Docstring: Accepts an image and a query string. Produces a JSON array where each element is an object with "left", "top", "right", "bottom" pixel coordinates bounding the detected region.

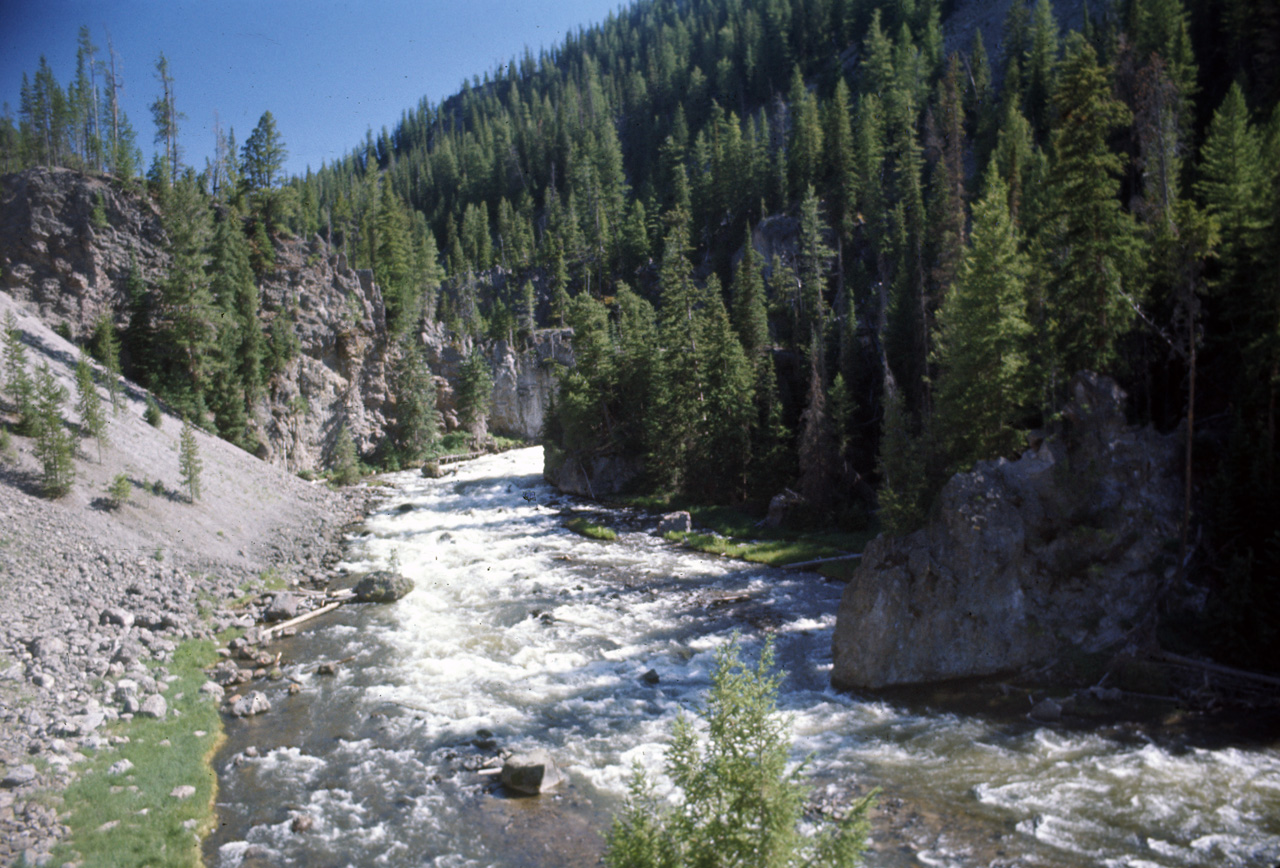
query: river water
[{"left": 206, "top": 447, "right": 1280, "bottom": 868}]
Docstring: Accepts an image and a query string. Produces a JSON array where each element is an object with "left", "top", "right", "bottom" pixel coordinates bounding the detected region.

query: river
[{"left": 205, "top": 447, "right": 1280, "bottom": 868}]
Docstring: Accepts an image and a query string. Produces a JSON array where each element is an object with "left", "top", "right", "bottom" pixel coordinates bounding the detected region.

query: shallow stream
[{"left": 205, "top": 447, "right": 1280, "bottom": 867}]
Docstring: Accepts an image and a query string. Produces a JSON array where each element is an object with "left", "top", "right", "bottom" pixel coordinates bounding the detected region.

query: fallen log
[
  {"left": 263, "top": 600, "right": 344, "bottom": 636},
  {"left": 779, "top": 553, "right": 863, "bottom": 570},
  {"left": 1154, "top": 650, "right": 1280, "bottom": 690}
]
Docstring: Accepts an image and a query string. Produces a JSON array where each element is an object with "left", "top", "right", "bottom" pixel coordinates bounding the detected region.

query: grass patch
[
  {"left": 628, "top": 500, "right": 873, "bottom": 580},
  {"left": 566, "top": 517, "right": 618, "bottom": 541},
  {"left": 49, "top": 638, "right": 225, "bottom": 868}
]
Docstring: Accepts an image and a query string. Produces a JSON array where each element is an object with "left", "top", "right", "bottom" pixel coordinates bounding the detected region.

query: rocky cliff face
[
  {"left": 0, "top": 168, "right": 560, "bottom": 472},
  {"left": 831, "top": 373, "right": 1183, "bottom": 690}
]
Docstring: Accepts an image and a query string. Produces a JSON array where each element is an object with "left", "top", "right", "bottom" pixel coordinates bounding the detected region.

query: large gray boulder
[
  {"left": 353, "top": 571, "right": 414, "bottom": 603},
  {"left": 831, "top": 373, "right": 1181, "bottom": 690},
  {"left": 500, "top": 749, "right": 567, "bottom": 795}
]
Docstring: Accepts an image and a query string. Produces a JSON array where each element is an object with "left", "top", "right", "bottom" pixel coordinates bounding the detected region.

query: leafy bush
[{"left": 604, "top": 638, "right": 873, "bottom": 868}]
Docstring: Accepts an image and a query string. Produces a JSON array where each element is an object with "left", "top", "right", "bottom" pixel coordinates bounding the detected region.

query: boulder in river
[
  {"left": 657, "top": 511, "right": 692, "bottom": 534},
  {"left": 831, "top": 373, "right": 1181, "bottom": 690},
  {"left": 353, "top": 571, "right": 414, "bottom": 603},
  {"left": 500, "top": 749, "right": 566, "bottom": 795}
]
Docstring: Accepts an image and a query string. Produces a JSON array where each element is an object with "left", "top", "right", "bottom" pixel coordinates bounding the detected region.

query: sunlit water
[{"left": 207, "top": 447, "right": 1280, "bottom": 868}]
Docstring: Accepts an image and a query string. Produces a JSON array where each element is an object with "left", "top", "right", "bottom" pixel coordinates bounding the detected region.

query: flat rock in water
[
  {"left": 500, "top": 749, "right": 566, "bottom": 795},
  {"left": 230, "top": 691, "right": 271, "bottom": 717},
  {"left": 657, "top": 511, "right": 692, "bottom": 534},
  {"left": 354, "top": 571, "right": 414, "bottom": 603}
]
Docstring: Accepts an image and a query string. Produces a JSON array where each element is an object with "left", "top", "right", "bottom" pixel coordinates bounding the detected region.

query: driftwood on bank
[
  {"left": 262, "top": 595, "right": 350, "bottom": 637},
  {"left": 779, "top": 553, "right": 863, "bottom": 570},
  {"left": 1154, "top": 650, "right": 1280, "bottom": 690}
]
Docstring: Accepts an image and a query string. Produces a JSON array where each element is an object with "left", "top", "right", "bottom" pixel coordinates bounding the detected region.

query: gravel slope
[{"left": 0, "top": 290, "right": 369, "bottom": 865}]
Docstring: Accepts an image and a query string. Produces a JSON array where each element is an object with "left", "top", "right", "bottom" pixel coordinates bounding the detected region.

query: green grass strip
[
  {"left": 566, "top": 516, "right": 618, "bottom": 540},
  {"left": 49, "top": 638, "right": 224, "bottom": 868}
]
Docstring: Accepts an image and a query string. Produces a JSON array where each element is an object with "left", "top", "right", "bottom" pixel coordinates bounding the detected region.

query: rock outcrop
[
  {"left": 831, "top": 373, "right": 1182, "bottom": 690},
  {"left": 0, "top": 168, "right": 563, "bottom": 473}
]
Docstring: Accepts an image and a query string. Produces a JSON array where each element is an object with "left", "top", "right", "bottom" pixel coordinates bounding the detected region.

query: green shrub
[
  {"left": 107, "top": 473, "right": 131, "bottom": 508},
  {"left": 604, "top": 637, "right": 873, "bottom": 868},
  {"left": 144, "top": 394, "right": 162, "bottom": 427}
]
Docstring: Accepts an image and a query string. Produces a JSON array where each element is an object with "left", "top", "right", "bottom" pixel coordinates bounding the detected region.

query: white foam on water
[{"left": 211, "top": 447, "right": 1280, "bottom": 868}]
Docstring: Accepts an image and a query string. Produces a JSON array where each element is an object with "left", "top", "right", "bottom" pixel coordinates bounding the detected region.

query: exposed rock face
[
  {"left": 831, "top": 373, "right": 1182, "bottom": 690},
  {"left": 0, "top": 167, "right": 168, "bottom": 334},
  {"left": 0, "top": 168, "right": 562, "bottom": 472},
  {"left": 545, "top": 451, "right": 644, "bottom": 498}
]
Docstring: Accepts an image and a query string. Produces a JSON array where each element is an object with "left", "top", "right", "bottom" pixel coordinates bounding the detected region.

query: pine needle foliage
[
  {"left": 33, "top": 363, "right": 75, "bottom": 498},
  {"left": 75, "top": 351, "right": 108, "bottom": 462},
  {"left": 178, "top": 417, "right": 202, "bottom": 502},
  {"left": 604, "top": 638, "right": 873, "bottom": 868}
]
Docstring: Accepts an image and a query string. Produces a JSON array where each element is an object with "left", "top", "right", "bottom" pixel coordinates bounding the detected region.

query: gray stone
[
  {"left": 353, "top": 571, "right": 414, "bottom": 603},
  {"left": 100, "top": 607, "right": 134, "bottom": 629},
  {"left": 500, "top": 749, "right": 566, "bottom": 795},
  {"left": 169, "top": 785, "right": 196, "bottom": 799},
  {"left": 199, "top": 681, "right": 225, "bottom": 702},
  {"left": 138, "top": 695, "right": 167, "bottom": 719},
  {"left": 1031, "top": 698, "right": 1063, "bottom": 722},
  {"left": 229, "top": 691, "right": 271, "bottom": 717},
  {"left": 657, "top": 512, "right": 692, "bottom": 535},
  {"left": 108, "top": 759, "right": 133, "bottom": 776},
  {"left": 264, "top": 592, "right": 300, "bottom": 622},
  {"left": 29, "top": 636, "right": 65, "bottom": 660},
  {"left": 2, "top": 764, "right": 37, "bottom": 788}
]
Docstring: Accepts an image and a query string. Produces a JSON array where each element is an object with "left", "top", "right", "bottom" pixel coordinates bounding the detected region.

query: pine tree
[
  {"left": 149, "top": 52, "right": 182, "bottom": 187},
  {"left": 179, "top": 416, "right": 202, "bottom": 502},
  {"left": 603, "top": 638, "right": 872, "bottom": 868},
  {"left": 33, "top": 363, "right": 75, "bottom": 498},
  {"left": 330, "top": 422, "right": 361, "bottom": 485},
  {"left": 731, "top": 228, "right": 770, "bottom": 367},
  {"left": 932, "top": 169, "right": 1032, "bottom": 470},
  {"left": 797, "top": 335, "right": 839, "bottom": 511},
  {"left": 1195, "top": 82, "right": 1266, "bottom": 295},
  {"left": 3, "top": 311, "right": 37, "bottom": 435},
  {"left": 1042, "top": 33, "right": 1137, "bottom": 380},
  {"left": 876, "top": 383, "right": 926, "bottom": 535},
  {"left": 389, "top": 337, "right": 440, "bottom": 465},
  {"left": 158, "top": 169, "right": 215, "bottom": 418},
  {"left": 457, "top": 346, "right": 495, "bottom": 439},
  {"left": 90, "top": 313, "right": 123, "bottom": 414},
  {"left": 75, "top": 351, "right": 108, "bottom": 462}
]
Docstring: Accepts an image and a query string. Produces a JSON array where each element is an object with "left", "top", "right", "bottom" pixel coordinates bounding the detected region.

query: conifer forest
[{"left": 3, "top": 0, "right": 1279, "bottom": 672}]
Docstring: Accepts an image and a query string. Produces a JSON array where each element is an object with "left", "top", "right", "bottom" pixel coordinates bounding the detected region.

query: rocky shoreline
[
  {"left": 0, "top": 483, "right": 371, "bottom": 867},
  {"left": 0, "top": 290, "right": 377, "bottom": 866}
]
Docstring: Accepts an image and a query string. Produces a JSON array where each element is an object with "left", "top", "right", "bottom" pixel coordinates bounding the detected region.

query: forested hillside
[{"left": 3, "top": 0, "right": 1279, "bottom": 669}]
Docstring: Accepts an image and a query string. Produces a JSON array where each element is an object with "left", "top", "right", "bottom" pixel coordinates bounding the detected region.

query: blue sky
[{"left": 0, "top": 0, "right": 628, "bottom": 178}]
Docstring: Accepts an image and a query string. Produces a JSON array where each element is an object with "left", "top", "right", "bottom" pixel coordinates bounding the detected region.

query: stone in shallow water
[
  {"left": 353, "top": 571, "right": 414, "bottom": 603},
  {"left": 500, "top": 749, "right": 566, "bottom": 795},
  {"left": 229, "top": 691, "right": 271, "bottom": 717}
]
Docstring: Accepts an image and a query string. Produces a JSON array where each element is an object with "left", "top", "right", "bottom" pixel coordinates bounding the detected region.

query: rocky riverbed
[{"left": 0, "top": 291, "right": 371, "bottom": 866}]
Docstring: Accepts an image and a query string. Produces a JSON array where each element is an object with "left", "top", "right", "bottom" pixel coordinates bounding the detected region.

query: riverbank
[{"left": 0, "top": 292, "right": 372, "bottom": 866}]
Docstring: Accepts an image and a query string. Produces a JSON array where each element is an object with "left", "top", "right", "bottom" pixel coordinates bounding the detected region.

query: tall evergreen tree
[
  {"left": 33, "top": 363, "right": 75, "bottom": 498},
  {"left": 74, "top": 351, "right": 108, "bottom": 462},
  {"left": 1041, "top": 34, "right": 1137, "bottom": 382},
  {"left": 933, "top": 169, "right": 1032, "bottom": 470},
  {"left": 389, "top": 337, "right": 440, "bottom": 464},
  {"left": 179, "top": 416, "right": 202, "bottom": 502}
]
